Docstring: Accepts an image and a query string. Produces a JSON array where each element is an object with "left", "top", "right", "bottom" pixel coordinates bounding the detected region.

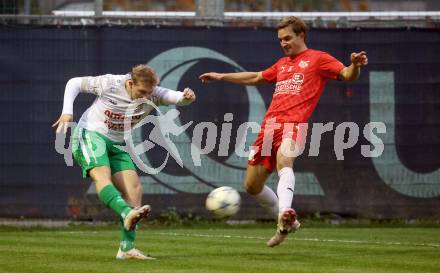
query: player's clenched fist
[
  {"left": 182, "top": 88, "right": 196, "bottom": 103},
  {"left": 350, "top": 51, "right": 368, "bottom": 67}
]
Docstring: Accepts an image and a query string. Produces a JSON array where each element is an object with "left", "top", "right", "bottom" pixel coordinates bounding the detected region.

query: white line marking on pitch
[{"left": 152, "top": 232, "right": 440, "bottom": 248}]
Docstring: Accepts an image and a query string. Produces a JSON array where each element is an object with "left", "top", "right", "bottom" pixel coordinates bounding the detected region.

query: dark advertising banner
[{"left": 0, "top": 25, "right": 439, "bottom": 219}]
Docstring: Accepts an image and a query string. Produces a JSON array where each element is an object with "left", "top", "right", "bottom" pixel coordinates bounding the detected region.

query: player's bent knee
[
  {"left": 244, "top": 182, "right": 263, "bottom": 196},
  {"left": 89, "top": 166, "right": 112, "bottom": 191},
  {"left": 89, "top": 166, "right": 111, "bottom": 179}
]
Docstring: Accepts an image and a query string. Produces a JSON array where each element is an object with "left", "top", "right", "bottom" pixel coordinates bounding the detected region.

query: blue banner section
[{"left": 0, "top": 25, "right": 439, "bottom": 219}]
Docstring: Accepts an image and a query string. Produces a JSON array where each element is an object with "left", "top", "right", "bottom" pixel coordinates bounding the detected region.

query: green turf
[{"left": 0, "top": 224, "right": 439, "bottom": 273}]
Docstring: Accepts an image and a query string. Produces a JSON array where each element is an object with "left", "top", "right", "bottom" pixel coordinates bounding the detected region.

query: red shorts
[{"left": 248, "top": 120, "right": 308, "bottom": 173}]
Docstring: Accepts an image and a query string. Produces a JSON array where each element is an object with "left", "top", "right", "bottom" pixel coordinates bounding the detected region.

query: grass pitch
[{"left": 0, "top": 223, "right": 439, "bottom": 273}]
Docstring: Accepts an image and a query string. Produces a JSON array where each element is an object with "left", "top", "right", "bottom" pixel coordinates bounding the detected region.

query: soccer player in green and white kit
[{"left": 52, "top": 65, "right": 196, "bottom": 260}]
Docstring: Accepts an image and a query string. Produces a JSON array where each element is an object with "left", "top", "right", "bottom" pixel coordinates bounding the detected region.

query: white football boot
[
  {"left": 123, "top": 205, "right": 151, "bottom": 231},
  {"left": 116, "top": 248, "right": 156, "bottom": 260},
  {"left": 267, "top": 208, "right": 300, "bottom": 247}
]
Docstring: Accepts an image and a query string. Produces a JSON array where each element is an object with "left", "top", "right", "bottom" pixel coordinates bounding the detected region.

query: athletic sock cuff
[
  {"left": 278, "top": 167, "right": 293, "bottom": 177},
  {"left": 98, "top": 184, "right": 119, "bottom": 204}
]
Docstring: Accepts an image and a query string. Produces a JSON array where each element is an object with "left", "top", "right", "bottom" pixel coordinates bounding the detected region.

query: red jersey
[{"left": 261, "top": 49, "right": 344, "bottom": 123}]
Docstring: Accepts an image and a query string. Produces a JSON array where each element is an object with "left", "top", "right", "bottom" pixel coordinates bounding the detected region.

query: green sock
[
  {"left": 98, "top": 184, "right": 132, "bottom": 219},
  {"left": 119, "top": 218, "right": 136, "bottom": 251}
]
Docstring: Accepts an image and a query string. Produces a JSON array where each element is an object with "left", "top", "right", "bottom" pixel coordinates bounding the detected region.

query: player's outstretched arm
[
  {"left": 339, "top": 51, "right": 368, "bottom": 82},
  {"left": 199, "top": 71, "right": 267, "bottom": 86},
  {"left": 156, "top": 86, "right": 196, "bottom": 106},
  {"left": 52, "top": 77, "right": 82, "bottom": 133}
]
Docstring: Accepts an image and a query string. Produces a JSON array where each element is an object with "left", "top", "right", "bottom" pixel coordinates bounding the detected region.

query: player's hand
[
  {"left": 350, "top": 51, "right": 368, "bottom": 67},
  {"left": 182, "top": 88, "right": 196, "bottom": 103},
  {"left": 52, "top": 114, "right": 73, "bottom": 134},
  {"left": 199, "top": 72, "right": 223, "bottom": 83}
]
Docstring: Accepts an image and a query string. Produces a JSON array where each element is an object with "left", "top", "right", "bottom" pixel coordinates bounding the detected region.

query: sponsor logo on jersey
[
  {"left": 298, "top": 60, "right": 310, "bottom": 68},
  {"left": 274, "top": 72, "right": 305, "bottom": 95}
]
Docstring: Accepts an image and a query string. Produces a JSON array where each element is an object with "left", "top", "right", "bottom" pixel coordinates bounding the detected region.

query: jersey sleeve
[
  {"left": 261, "top": 61, "right": 279, "bottom": 83},
  {"left": 152, "top": 86, "right": 187, "bottom": 106},
  {"left": 80, "top": 74, "right": 114, "bottom": 96},
  {"left": 318, "top": 52, "right": 345, "bottom": 80},
  {"left": 61, "top": 77, "right": 82, "bottom": 115}
]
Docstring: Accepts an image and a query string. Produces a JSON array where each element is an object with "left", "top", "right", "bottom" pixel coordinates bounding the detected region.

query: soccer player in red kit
[{"left": 199, "top": 16, "right": 368, "bottom": 247}]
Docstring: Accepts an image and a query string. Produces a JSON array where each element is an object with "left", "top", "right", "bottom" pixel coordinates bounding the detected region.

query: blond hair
[
  {"left": 277, "top": 16, "right": 308, "bottom": 41},
  {"left": 131, "top": 64, "right": 159, "bottom": 86}
]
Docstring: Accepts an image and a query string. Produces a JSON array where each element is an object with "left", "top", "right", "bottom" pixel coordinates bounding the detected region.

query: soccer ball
[{"left": 205, "top": 186, "right": 241, "bottom": 218}]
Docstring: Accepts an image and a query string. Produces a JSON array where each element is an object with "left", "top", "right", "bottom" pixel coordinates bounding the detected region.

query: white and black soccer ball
[{"left": 205, "top": 186, "right": 241, "bottom": 218}]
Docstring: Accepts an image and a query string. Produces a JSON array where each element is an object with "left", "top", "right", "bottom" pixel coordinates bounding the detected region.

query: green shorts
[{"left": 72, "top": 127, "right": 136, "bottom": 178}]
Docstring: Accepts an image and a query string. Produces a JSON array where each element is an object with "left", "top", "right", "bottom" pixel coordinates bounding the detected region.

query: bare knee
[
  {"left": 277, "top": 140, "right": 296, "bottom": 171},
  {"left": 244, "top": 181, "right": 263, "bottom": 196},
  {"left": 89, "top": 166, "right": 112, "bottom": 193}
]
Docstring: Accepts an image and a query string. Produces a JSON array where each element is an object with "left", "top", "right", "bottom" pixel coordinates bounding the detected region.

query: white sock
[
  {"left": 277, "top": 167, "right": 295, "bottom": 214},
  {"left": 254, "top": 185, "right": 279, "bottom": 219}
]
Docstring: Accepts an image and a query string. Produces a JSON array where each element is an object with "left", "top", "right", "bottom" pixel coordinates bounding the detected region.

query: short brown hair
[
  {"left": 277, "top": 16, "right": 308, "bottom": 40},
  {"left": 131, "top": 64, "right": 159, "bottom": 86}
]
